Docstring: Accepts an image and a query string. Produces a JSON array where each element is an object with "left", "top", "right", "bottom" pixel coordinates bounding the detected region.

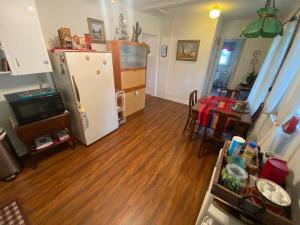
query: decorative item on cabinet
[
  {"left": 87, "top": 18, "right": 106, "bottom": 43},
  {"left": 131, "top": 21, "right": 142, "bottom": 42},
  {"left": 114, "top": 14, "right": 129, "bottom": 40},
  {"left": 107, "top": 41, "right": 148, "bottom": 117},
  {"left": 85, "top": 34, "right": 92, "bottom": 50},
  {"left": 58, "top": 27, "right": 73, "bottom": 49}
]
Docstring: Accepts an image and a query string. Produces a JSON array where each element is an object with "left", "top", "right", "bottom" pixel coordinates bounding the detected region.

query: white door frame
[
  {"left": 206, "top": 38, "right": 245, "bottom": 94},
  {"left": 142, "top": 32, "right": 160, "bottom": 96}
]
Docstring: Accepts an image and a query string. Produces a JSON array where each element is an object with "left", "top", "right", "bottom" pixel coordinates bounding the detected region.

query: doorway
[
  {"left": 211, "top": 39, "right": 244, "bottom": 95},
  {"left": 142, "top": 33, "right": 159, "bottom": 96}
]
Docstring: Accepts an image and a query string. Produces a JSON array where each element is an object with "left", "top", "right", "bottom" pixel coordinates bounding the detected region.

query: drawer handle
[
  {"left": 72, "top": 76, "right": 81, "bottom": 102},
  {"left": 96, "top": 70, "right": 101, "bottom": 75}
]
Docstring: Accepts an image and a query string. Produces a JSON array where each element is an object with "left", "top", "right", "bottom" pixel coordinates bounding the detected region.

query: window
[{"left": 219, "top": 49, "right": 231, "bottom": 66}]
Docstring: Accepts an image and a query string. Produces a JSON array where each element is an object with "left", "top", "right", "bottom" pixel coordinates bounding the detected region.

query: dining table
[{"left": 189, "top": 96, "right": 252, "bottom": 139}]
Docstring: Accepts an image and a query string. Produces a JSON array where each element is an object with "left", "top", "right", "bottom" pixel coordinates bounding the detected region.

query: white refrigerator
[{"left": 51, "top": 50, "right": 118, "bottom": 145}]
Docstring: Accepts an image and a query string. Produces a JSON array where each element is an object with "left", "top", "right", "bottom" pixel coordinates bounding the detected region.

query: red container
[{"left": 260, "top": 157, "right": 288, "bottom": 186}]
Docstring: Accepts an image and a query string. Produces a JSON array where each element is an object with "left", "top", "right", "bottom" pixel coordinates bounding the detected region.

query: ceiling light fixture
[{"left": 209, "top": 7, "right": 221, "bottom": 19}]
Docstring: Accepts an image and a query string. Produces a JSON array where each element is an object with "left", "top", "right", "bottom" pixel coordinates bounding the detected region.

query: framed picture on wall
[
  {"left": 176, "top": 40, "right": 200, "bottom": 61},
  {"left": 87, "top": 18, "right": 106, "bottom": 43},
  {"left": 160, "top": 45, "right": 168, "bottom": 57}
]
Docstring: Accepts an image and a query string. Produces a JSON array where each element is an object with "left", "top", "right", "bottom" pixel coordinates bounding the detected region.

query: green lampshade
[
  {"left": 241, "top": 5, "right": 284, "bottom": 38},
  {"left": 261, "top": 17, "right": 284, "bottom": 38},
  {"left": 242, "top": 19, "right": 264, "bottom": 38}
]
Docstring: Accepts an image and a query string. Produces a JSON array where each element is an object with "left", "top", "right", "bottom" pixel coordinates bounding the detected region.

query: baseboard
[{"left": 156, "top": 95, "right": 188, "bottom": 105}]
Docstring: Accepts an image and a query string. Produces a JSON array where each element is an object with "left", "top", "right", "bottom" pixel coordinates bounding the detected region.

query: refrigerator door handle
[{"left": 72, "top": 76, "right": 81, "bottom": 102}]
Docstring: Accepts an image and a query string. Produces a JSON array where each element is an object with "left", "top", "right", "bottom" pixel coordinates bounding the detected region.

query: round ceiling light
[{"left": 209, "top": 8, "right": 221, "bottom": 19}]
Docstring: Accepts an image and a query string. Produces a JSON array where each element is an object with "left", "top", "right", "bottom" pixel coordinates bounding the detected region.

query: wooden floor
[{"left": 0, "top": 96, "right": 218, "bottom": 225}]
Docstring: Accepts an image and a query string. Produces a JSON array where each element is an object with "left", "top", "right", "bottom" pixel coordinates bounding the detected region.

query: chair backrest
[
  {"left": 206, "top": 109, "right": 241, "bottom": 139},
  {"left": 188, "top": 90, "right": 198, "bottom": 115},
  {"left": 252, "top": 102, "right": 264, "bottom": 123},
  {"left": 219, "top": 88, "right": 239, "bottom": 99}
]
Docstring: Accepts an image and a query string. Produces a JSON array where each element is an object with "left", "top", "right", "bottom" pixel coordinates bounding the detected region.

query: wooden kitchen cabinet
[
  {"left": 107, "top": 41, "right": 148, "bottom": 117},
  {"left": 0, "top": 0, "right": 52, "bottom": 75}
]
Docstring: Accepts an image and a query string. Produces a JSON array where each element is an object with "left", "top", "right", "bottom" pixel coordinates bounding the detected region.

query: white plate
[{"left": 256, "top": 178, "right": 291, "bottom": 207}]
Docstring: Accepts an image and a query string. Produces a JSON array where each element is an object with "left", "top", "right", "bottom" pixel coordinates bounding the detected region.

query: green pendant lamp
[{"left": 242, "top": 0, "right": 284, "bottom": 38}]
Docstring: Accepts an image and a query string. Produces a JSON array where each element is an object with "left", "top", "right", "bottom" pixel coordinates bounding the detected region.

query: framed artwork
[
  {"left": 160, "top": 45, "right": 168, "bottom": 57},
  {"left": 176, "top": 40, "right": 200, "bottom": 61},
  {"left": 87, "top": 18, "right": 106, "bottom": 43}
]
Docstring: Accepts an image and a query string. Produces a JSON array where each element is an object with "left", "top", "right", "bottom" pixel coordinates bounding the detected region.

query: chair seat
[
  {"left": 198, "top": 109, "right": 241, "bottom": 157},
  {"left": 205, "top": 128, "right": 233, "bottom": 141}
]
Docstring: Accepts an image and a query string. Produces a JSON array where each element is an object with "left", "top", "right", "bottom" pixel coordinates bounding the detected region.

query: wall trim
[{"left": 156, "top": 94, "right": 188, "bottom": 105}]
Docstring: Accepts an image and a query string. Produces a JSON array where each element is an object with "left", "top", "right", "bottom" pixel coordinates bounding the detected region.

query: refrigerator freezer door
[
  {"left": 64, "top": 52, "right": 118, "bottom": 145},
  {"left": 50, "top": 51, "right": 86, "bottom": 143}
]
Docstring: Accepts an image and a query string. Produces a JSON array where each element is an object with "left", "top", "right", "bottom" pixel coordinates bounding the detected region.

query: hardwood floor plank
[{"left": 0, "top": 96, "right": 218, "bottom": 225}]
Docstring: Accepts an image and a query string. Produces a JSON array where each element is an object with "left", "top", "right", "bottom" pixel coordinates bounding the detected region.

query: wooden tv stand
[{"left": 11, "top": 111, "right": 75, "bottom": 169}]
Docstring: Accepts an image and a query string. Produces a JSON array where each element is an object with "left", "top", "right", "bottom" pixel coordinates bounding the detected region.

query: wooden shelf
[
  {"left": 122, "top": 85, "right": 146, "bottom": 93},
  {"left": 13, "top": 111, "right": 75, "bottom": 168},
  {"left": 121, "top": 67, "right": 146, "bottom": 71},
  {"left": 211, "top": 147, "right": 294, "bottom": 225},
  {"left": 32, "top": 135, "right": 71, "bottom": 155}
]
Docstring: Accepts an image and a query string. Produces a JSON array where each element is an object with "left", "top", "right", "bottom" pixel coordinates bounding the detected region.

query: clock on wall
[
  {"left": 251, "top": 57, "right": 259, "bottom": 65},
  {"left": 253, "top": 50, "right": 261, "bottom": 57}
]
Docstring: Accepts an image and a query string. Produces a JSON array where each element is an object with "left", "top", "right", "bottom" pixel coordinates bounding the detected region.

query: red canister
[{"left": 260, "top": 157, "right": 289, "bottom": 186}]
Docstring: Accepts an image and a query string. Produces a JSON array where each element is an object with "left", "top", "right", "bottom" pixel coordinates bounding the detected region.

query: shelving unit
[
  {"left": 0, "top": 41, "right": 11, "bottom": 75},
  {"left": 107, "top": 41, "right": 148, "bottom": 117},
  {"left": 11, "top": 111, "right": 75, "bottom": 169},
  {"left": 116, "top": 90, "right": 126, "bottom": 125}
]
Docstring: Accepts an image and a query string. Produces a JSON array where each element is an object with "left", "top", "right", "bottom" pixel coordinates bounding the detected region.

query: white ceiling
[{"left": 122, "top": 0, "right": 300, "bottom": 19}]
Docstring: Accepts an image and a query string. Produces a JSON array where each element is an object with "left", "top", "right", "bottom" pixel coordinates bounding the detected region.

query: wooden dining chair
[
  {"left": 198, "top": 109, "right": 241, "bottom": 157},
  {"left": 183, "top": 90, "right": 198, "bottom": 133},
  {"left": 219, "top": 88, "right": 239, "bottom": 99}
]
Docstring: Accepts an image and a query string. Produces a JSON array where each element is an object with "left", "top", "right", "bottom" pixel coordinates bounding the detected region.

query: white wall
[
  {"left": 156, "top": 14, "right": 219, "bottom": 104},
  {"left": 220, "top": 19, "right": 272, "bottom": 89},
  {"left": 35, "top": 0, "right": 161, "bottom": 49}
]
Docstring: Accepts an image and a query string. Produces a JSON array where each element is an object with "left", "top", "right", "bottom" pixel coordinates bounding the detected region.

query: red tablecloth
[{"left": 197, "top": 96, "right": 236, "bottom": 128}]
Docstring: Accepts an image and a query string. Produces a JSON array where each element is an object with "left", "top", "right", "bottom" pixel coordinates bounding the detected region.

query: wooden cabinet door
[
  {"left": 135, "top": 88, "right": 146, "bottom": 112},
  {"left": 125, "top": 91, "right": 135, "bottom": 117},
  {"left": 121, "top": 69, "right": 146, "bottom": 90},
  {"left": 125, "top": 88, "right": 146, "bottom": 117},
  {"left": 0, "top": 0, "right": 52, "bottom": 75}
]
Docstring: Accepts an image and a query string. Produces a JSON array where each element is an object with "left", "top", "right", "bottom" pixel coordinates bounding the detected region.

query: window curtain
[
  {"left": 247, "top": 21, "right": 297, "bottom": 115},
  {"left": 256, "top": 25, "right": 300, "bottom": 154},
  {"left": 248, "top": 20, "right": 298, "bottom": 140},
  {"left": 259, "top": 68, "right": 300, "bottom": 158}
]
